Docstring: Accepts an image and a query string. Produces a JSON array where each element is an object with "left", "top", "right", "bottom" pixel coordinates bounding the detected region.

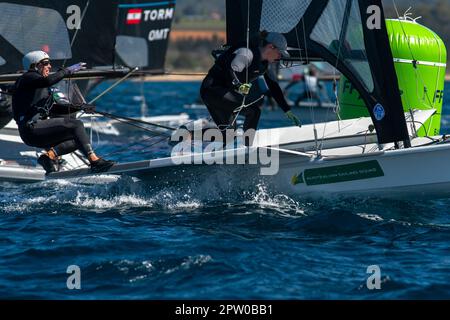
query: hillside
[{"left": 167, "top": 0, "right": 450, "bottom": 72}]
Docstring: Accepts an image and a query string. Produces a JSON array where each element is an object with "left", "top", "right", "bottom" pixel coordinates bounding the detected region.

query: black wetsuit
[
  {"left": 12, "top": 70, "right": 93, "bottom": 157},
  {"left": 200, "top": 46, "right": 290, "bottom": 132}
]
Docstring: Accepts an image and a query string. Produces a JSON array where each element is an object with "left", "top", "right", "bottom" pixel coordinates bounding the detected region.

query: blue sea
[{"left": 0, "top": 81, "right": 449, "bottom": 300}]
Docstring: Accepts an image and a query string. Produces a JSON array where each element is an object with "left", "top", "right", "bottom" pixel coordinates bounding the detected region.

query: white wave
[
  {"left": 129, "top": 275, "right": 148, "bottom": 283},
  {"left": 242, "top": 183, "right": 306, "bottom": 217},
  {"left": 70, "top": 192, "right": 152, "bottom": 209},
  {"left": 167, "top": 201, "right": 202, "bottom": 210},
  {"left": 181, "top": 254, "right": 212, "bottom": 268},
  {"left": 142, "top": 260, "right": 154, "bottom": 270},
  {"left": 146, "top": 190, "right": 203, "bottom": 211},
  {"left": 1, "top": 195, "right": 61, "bottom": 213},
  {"left": 165, "top": 255, "right": 212, "bottom": 274},
  {"left": 25, "top": 196, "right": 59, "bottom": 204},
  {"left": 1, "top": 203, "right": 27, "bottom": 213},
  {"left": 356, "top": 213, "right": 384, "bottom": 221}
]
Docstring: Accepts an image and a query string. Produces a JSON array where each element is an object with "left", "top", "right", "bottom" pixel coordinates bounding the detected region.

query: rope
[
  {"left": 298, "top": 15, "right": 322, "bottom": 156},
  {"left": 91, "top": 110, "right": 176, "bottom": 131},
  {"left": 230, "top": 0, "right": 252, "bottom": 129},
  {"left": 218, "top": 0, "right": 252, "bottom": 132},
  {"left": 245, "top": 0, "right": 250, "bottom": 85},
  {"left": 81, "top": 110, "right": 174, "bottom": 136},
  {"left": 68, "top": 134, "right": 170, "bottom": 172}
]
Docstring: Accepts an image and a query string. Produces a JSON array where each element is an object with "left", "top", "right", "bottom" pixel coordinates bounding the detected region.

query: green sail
[{"left": 338, "top": 19, "right": 447, "bottom": 136}]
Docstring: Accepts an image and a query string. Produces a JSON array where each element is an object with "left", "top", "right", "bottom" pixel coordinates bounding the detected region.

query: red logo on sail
[{"left": 126, "top": 9, "right": 142, "bottom": 24}]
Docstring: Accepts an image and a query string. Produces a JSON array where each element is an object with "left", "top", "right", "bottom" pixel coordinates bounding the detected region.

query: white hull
[
  {"left": 3, "top": 108, "right": 448, "bottom": 200},
  {"left": 274, "top": 143, "right": 450, "bottom": 199},
  {"left": 0, "top": 113, "right": 191, "bottom": 182},
  {"left": 47, "top": 138, "right": 450, "bottom": 199}
]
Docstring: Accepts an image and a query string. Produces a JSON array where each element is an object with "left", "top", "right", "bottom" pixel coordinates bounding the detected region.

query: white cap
[
  {"left": 22, "top": 51, "right": 50, "bottom": 70},
  {"left": 265, "top": 32, "right": 290, "bottom": 58}
]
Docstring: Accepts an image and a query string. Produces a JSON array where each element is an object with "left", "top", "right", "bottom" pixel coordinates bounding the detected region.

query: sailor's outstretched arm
[{"left": 264, "top": 73, "right": 290, "bottom": 112}]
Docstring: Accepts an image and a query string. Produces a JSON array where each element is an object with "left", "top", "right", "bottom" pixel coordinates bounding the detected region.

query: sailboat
[
  {"left": 0, "top": 0, "right": 187, "bottom": 137},
  {"left": 43, "top": 0, "right": 450, "bottom": 200},
  {"left": 0, "top": 0, "right": 123, "bottom": 181},
  {"left": 3, "top": 0, "right": 450, "bottom": 200},
  {"left": 0, "top": 0, "right": 188, "bottom": 181}
]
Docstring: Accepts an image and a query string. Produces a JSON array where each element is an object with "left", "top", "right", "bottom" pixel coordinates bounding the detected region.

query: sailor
[
  {"left": 12, "top": 50, "right": 114, "bottom": 174},
  {"left": 200, "top": 31, "right": 301, "bottom": 145},
  {"left": 294, "top": 66, "right": 323, "bottom": 108}
]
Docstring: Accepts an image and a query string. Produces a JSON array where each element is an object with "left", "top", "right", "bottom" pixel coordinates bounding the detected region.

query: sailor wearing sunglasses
[{"left": 12, "top": 51, "right": 114, "bottom": 174}]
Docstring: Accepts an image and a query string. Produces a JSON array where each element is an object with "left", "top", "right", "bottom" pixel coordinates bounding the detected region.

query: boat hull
[{"left": 48, "top": 142, "right": 450, "bottom": 200}]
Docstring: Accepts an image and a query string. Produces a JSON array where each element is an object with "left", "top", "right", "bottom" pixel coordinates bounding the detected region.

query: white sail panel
[
  {"left": 310, "top": 0, "right": 346, "bottom": 49},
  {"left": 260, "top": 0, "right": 312, "bottom": 33},
  {"left": 311, "top": 0, "right": 374, "bottom": 91},
  {"left": 116, "top": 36, "right": 149, "bottom": 68},
  {"left": 0, "top": 3, "right": 71, "bottom": 59},
  {"left": 344, "top": 0, "right": 373, "bottom": 91}
]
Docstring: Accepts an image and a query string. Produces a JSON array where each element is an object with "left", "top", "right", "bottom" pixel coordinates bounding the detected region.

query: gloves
[
  {"left": 237, "top": 83, "right": 252, "bottom": 96},
  {"left": 285, "top": 110, "right": 302, "bottom": 127},
  {"left": 82, "top": 103, "right": 96, "bottom": 114},
  {"left": 66, "top": 62, "right": 87, "bottom": 74}
]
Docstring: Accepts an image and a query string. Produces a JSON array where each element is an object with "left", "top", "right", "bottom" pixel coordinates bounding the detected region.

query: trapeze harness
[
  {"left": 200, "top": 46, "right": 291, "bottom": 132},
  {"left": 12, "top": 70, "right": 94, "bottom": 158}
]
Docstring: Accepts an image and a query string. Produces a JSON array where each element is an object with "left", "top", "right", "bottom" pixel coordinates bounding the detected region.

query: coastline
[
  {"left": 137, "top": 74, "right": 206, "bottom": 82},
  {"left": 137, "top": 73, "right": 450, "bottom": 82}
]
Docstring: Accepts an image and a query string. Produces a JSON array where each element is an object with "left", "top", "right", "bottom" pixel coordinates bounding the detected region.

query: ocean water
[{"left": 0, "top": 81, "right": 449, "bottom": 299}]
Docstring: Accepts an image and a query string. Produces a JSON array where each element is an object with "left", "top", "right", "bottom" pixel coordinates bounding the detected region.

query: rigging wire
[
  {"left": 299, "top": 12, "right": 321, "bottom": 156},
  {"left": 67, "top": 133, "right": 170, "bottom": 172},
  {"left": 91, "top": 110, "right": 176, "bottom": 131},
  {"left": 61, "top": 1, "right": 305, "bottom": 171},
  {"left": 227, "top": 0, "right": 252, "bottom": 130},
  {"left": 318, "top": 0, "right": 355, "bottom": 155}
]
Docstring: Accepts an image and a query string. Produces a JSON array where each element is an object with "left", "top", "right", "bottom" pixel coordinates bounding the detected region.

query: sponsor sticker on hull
[{"left": 291, "top": 160, "right": 384, "bottom": 186}]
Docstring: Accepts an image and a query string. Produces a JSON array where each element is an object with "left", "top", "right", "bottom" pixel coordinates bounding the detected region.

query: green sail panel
[{"left": 338, "top": 19, "right": 447, "bottom": 136}]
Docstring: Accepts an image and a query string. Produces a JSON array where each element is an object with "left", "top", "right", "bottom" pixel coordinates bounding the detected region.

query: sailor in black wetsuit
[
  {"left": 200, "top": 31, "right": 301, "bottom": 145},
  {"left": 12, "top": 50, "right": 114, "bottom": 174}
]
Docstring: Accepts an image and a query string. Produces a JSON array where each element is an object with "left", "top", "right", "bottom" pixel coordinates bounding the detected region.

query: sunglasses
[{"left": 40, "top": 60, "right": 51, "bottom": 66}]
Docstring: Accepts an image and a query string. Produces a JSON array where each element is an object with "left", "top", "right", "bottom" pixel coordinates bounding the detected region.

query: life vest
[{"left": 209, "top": 45, "right": 268, "bottom": 88}]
